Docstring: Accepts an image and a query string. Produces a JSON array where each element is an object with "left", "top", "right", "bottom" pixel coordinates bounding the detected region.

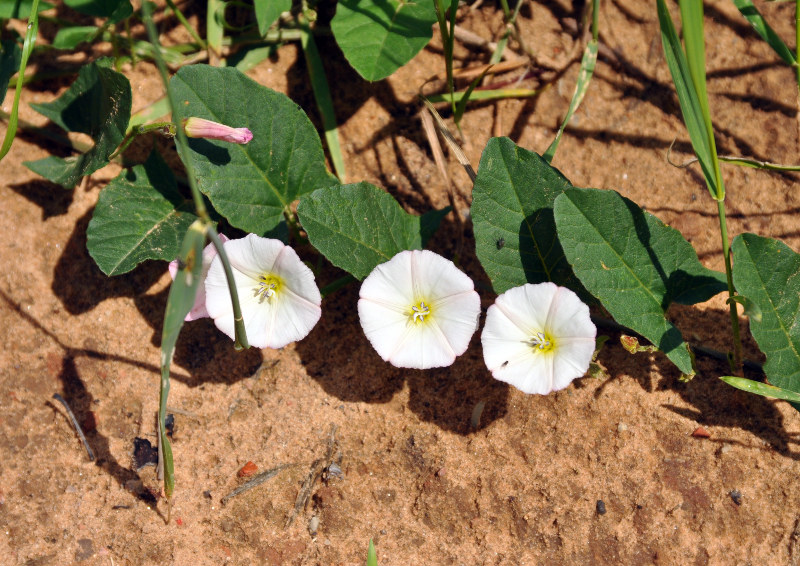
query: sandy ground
[{"left": 3, "top": 0, "right": 800, "bottom": 564}]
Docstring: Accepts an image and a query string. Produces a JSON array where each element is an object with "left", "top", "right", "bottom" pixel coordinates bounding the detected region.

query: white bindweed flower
[
  {"left": 168, "top": 234, "right": 229, "bottom": 321},
  {"left": 204, "top": 234, "right": 322, "bottom": 349},
  {"left": 358, "top": 249, "right": 481, "bottom": 369},
  {"left": 482, "top": 282, "right": 596, "bottom": 394}
]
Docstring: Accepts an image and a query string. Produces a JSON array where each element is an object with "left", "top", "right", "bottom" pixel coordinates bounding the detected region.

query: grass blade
[
  {"left": 733, "top": 0, "right": 795, "bottom": 65},
  {"left": 657, "top": 0, "right": 722, "bottom": 199},
  {"left": 0, "top": 0, "right": 40, "bottom": 162},
  {"left": 366, "top": 539, "right": 378, "bottom": 566},
  {"left": 543, "top": 40, "right": 598, "bottom": 163},
  {"left": 720, "top": 376, "right": 800, "bottom": 403},
  {"left": 300, "top": 23, "right": 346, "bottom": 183}
]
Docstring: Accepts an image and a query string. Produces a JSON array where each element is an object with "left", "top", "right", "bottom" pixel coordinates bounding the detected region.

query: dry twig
[{"left": 52, "top": 393, "right": 95, "bottom": 462}]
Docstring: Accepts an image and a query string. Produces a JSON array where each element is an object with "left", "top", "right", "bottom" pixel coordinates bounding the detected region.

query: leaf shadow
[
  {"left": 8, "top": 179, "right": 74, "bottom": 220},
  {"left": 594, "top": 304, "right": 800, "bottom": 460},
  {"left": 50, "top": 207, "right": 262, "bottom": 384},
  {"left": 185, "top": 138, "right": 232, "bottom": 166}
]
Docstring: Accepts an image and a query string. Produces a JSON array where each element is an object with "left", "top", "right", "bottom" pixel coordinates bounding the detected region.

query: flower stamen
[
  {"left": 411, "top": 301, "right": 431, "bottom": 323},
  {"left": 526, "top": 331, "right": 552, "bottom": 351},
  {"left": 255, "top": 275, "right": 280, "bottom": 302}
]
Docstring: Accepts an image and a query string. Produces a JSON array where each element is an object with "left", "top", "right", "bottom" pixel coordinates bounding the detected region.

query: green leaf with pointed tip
[
  {"left": 297, "top": 182, "right": 444, "bottom": 280},
  {"left": 732, "top": 233, "right": 800, "bottom": 392},
  {"left": 254, "top": 0, "right": 290, "bottom": 37},
  {"left": 24, "top": 58, "right": 131, "bottom": 188},
  {"left": 171, "top": 65, "right": 337, "bottom": 237},
  {"left": 366, "top": 539, "right": 378, "bottom": 566},
  {"left": 554, "top": 187, "right": 727, "bottom": 375},
  {"left": 86, "top": 151, "right": 200, "bottom": 276},
  {"left": 331, "top": 0, "right": 436, "bottom": 81},
  {"left": 471, "top": 137, "right": 586, "bottom": 296},
  {"left": 720, "top": 376, "right": 800, "bottom": 404},
  {"left": 733, "top": 0, "right": 794, "bottom": 66}
]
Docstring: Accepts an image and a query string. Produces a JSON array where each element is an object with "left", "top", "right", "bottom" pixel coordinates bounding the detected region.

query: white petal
[
  {"left": 551, "top": 336, "right": 596, "bottom": 390},
  {"left": 411, "top": 249, "right": 475, "bottom": 299},
  {"left": 223, "top": 233, "right": 285, "bottom": 279},
  {"left": 359, "top": 250, "right": 416, "bottom": 307},
  {"left": 358, "top": 250, "right": 480, "bottom": 369},
  {"left": 204, "top": 235, "right": 321, "bottom": 349},
  {"left": 268, "top": 291, "right": 322, "bottom": 348},
  {"left": 272, "top": 244, "right": 322, "bottom": 307},
  {"left": 358, "top": 298, "right": 413, "bottom": 362},
  {"left": 546, "top": 285, "right": 596, "bottom": 339},
  {"left": 481, "top": 283, "right": 596, "bottom": 395},
  {"left": 497, "top": 282, "right": 559, "bottom": 334},
  {"left": 430, "top": 289, "right": 481, "bottom": 356},
  {"left": 388, "top": 320, "right": 457, "bottom": 369}
]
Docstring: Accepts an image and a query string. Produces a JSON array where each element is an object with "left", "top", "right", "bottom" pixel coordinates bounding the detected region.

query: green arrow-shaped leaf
[
  {"left": 86, "top": 151, "right": 200, "bottom": 276},
  {"left": 554, "top": 187, "right": 726, "bottom": 375},
  {"left": 24, "top": 58, "right": 131, "bottom": 188},
  {"left": 471, "top": 136, "right": 584, "bottom": 295},
  {"left": 171, "top": 65, "right": 337, "bottom": 237},
  {"left": 297, "top": 182, "right": 445, "bottom": 280},
  {"left": 732, "top": 233, "right": 800, "bottom": 392},
  {"left": 331, "top": 0, "right": 436, "bottom": 82}
]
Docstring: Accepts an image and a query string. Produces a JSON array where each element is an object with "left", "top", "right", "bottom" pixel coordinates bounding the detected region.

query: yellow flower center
[
  {"left": 527, "top": 331, "right": 554, "bottom": 353},
  {"left": 255, "top": 274, "right": 283, "bottom": 302},
  {"left": 410, "top": 300, "right": 431, "bottom": 324}
]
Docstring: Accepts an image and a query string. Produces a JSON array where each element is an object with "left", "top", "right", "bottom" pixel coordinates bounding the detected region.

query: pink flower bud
[{"left": 182, "top": 117, "right": 253, "bottom": 144}]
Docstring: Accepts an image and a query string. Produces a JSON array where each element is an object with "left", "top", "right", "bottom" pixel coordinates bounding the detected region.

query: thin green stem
[
  {"left": 207, "top": 229, "right": 249, "bottom": 351},
  {"left": 716, "top": 199, "right": 742, "bottom": 373},
  {"left": 108, "top": 121, "right": 175, "bottom": 162},
  {"left": 166, "top": 0, "right": 207, "bottom": 47}
]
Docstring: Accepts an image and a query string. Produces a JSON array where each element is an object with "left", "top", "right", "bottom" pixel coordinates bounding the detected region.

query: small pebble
[
  {"left": 75, "top": 538, "right": 94, "bottom": 562},
  {"left": 691, "top": 427, "right": 711, "bottom": 438},
  {"left": 237, "top": 461, "right": 258, "bottom": 477},
  {"left": 596, "top": 500, "right": 606, "bottom": 515},
  {"left": 719, "top": 444, "right": 732, "bottom": 455},
  {"left": 617, "top": 423, "right": 628, "bottom": 433},
  {"left": 729, "top": 490, "right": 743, "bottom": 506},
  {"left": 308, "top": 516, "right": 320, "bottom": 536}
]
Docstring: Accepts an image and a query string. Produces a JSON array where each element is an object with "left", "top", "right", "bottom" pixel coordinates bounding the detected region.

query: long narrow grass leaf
[
  {"left": 0, "top": 0, "right": 39, "bottom": 162},
  {"left": 300, "top": 23, "right": 346, "bottom": 183},
  {"left": 733, "top": 0, "right": 795, "bottom": 65},
  {"left": 656, "top": 0, "right": 720, "bottom": 199},
  {"left": 543, "top": 40, "right": 598, "bottom": 163},
  {"left": 720, "top": 376, "right": 800, "bottom": 403}
]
